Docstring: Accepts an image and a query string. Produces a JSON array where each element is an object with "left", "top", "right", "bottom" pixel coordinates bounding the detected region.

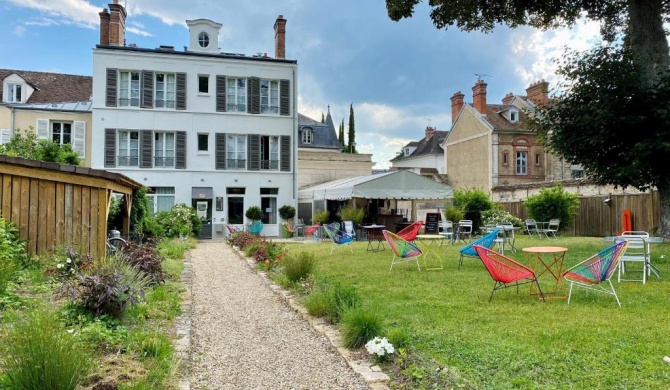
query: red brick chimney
[
  {"left": 472, "top": 80, "right": 487, "bottom": 114},
  {"left": 450, "top": 91, "right": 464, "bottom": 124},
  {"left": 526, "top": 80, "right": 549, "bottom": 106},
  {"left": 502, "top": 92, "right": 515, "bottom": 105},
  {"left": 425, "top": 126, "right": 435, "bottom": 140},
  {"left": 274, "top": 15, "right": 287, "bottom": 59},
  {"left": 108, "top": 0, "right": 127, "bottom": 46},
  {"left": 99, "top": 8, "right": 110, "bottom": 45}
]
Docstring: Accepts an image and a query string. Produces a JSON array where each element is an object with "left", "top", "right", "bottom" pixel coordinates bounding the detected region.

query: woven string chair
[
  {"left": 248, "top": 221, "right": 264, "bottom": 235},
  {"left": 396, "top": 221, "right": 423, "bottom": 242},
  {"left": 304, "top": 222, "right": 321, "bottom": 241},
  {"left": 473, "top": 245, "right": 545, "bottom": 302},
  {"left": 323, "top": 223, "right": 354, "bottom": 255},
  {"left": 563, "top": 241, "right": 628, "bottom": 307},
  {"left": 458, "top": 228, "right": 499, "bottom": 270},
  {"left": 285, "top": 219, "right": 304, "bottom": 239},
  {"left": 383, "top": 230, "right": 422, "bottom": 272}
]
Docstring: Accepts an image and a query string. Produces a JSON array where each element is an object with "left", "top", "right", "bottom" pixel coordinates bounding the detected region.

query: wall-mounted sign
[{"left": 216, "top": 197, "right": 224, "bottom": 211}]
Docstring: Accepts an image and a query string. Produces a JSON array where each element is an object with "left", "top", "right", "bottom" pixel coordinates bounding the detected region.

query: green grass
[{"left": 282, "top": 235, "right": 670, "bottom": 389}]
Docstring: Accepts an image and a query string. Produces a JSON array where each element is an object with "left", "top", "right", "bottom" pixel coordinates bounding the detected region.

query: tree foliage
[
  {"left": 0, "top": 131, "right": 81, "bottom": 166},
  {"left": 338, "top": 119, "right": 345, "bottom": 147},
  {"left": 346, "top": 104, "right": 357, "bottom": 153},
  {"left": 524, "top": 185, "right": 580, "bottom": 228},
  {"left": 453, "top": 188, "right": 494, "bottom": 233}
]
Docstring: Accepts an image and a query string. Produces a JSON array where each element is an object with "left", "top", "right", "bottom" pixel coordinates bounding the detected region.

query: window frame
[
  {"left": 502, "top": 151, "right": 509, "bottom": 166},
  {"left": 509, "top": 110, "right": 518, "bottom": 123},
  {"left": 198, "top": 74, "right": 209, "bottom": 94},
  {"left": 535, "top": 152, "right": 542, "bottom": 166},
  {"left": 147, "top": 187, "right": 175, "bottom": 213},
  {"left": 7, "top": 83, "right": 23, "bottom": 103},
  {"left": 516, "top": 151, "right": 528, "bottom": 175},
  {"left": 260, "top": 188, "right": 278, "bottom": 224},
  {"left": 260, "top": 135, "right": 279, "bottom": 170},
  {"left": 198, "top": 31, "right": 210, "bottom": 48},
  {"left": 197, "top": 133, "right": 209, "bottom": 153},
  {"left": 119, "top": 70, "right": 140, "bottom": 107},
  {"left": 226, "top": 134, "right": 247, "bottom": 169},
  {"left": 118, "top": 130, "right": 140, "bottom": 167},
  {"left": 51, "top": 121, "right": 72, "bottom": 146},
  {"left": 301, "top": 128, "right": 313, "bottom": 144},
  {"left": 155, "top": 72, "right": 176, "bottom": 109},
  {"left": 226, "top": 77, "right": 247, "bottom": 112},
  {"left": 260, "top": 79, "right": 279, "bottom": 114},
  {"left": 154, "top": 132, "right": 176, "bottom": 168}
]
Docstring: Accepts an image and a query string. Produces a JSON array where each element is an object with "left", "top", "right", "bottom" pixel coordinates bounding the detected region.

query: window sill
[
  {"left": 197, "top": 151, "right": 210, "bottom": 155},
  {"left": 197, "top": 93, "right": 211, "bottom": 97}
]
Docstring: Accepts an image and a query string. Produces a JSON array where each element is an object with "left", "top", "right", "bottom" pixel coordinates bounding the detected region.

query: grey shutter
[
  {"left": 280, "top": 135, "right": 291, "bottom": 172},
  {"left": 176, "top": 72, "right": 187, "bottom": 110},
  {"left": 215, "top": 133, "right": 226, "bottom": 169},
  {"left": 248, "top": 134, "right": 260, "bottom": 171},
  {"left": 280, "top": 79, "right": 290, "bottom": 116},
  {"left": 248, "top": 77, "right": 260, "bottom": 114},
  {"left": 140, "top": 130, "right": 153, "bottom": 168},
  {"left": 104, "top": 129, "right": 116, "bottom": 167},
  {"left": 216, "top": 75, "right": 227, "bottom": 112},
  {"left": 106, "top": 68, "right": 117, "bottom": 107},
  {"left": 175, "top": 131, "right": 186, "bottom": 169},
  {"left": 141, "top": 70, "right": 154, "bottom": 108}
]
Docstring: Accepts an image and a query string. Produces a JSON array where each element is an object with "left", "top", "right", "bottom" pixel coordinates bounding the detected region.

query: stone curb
[
  {"left": 173, "top": 250, "right": 192, "bottom": 390},
  {"left": 231, "top": 245, "right": 391, "bottom": 389}
]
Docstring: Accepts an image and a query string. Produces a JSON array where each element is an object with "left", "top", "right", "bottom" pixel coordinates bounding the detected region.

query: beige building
[
  {"left": 1, "top": 70, "right": 93, "bottom": 167},
  {"left": 444, "top": 80, "right": 553, "bottom": 194},
  {"left": 297, "top": 109, "right": 373, "bottom": 189}
]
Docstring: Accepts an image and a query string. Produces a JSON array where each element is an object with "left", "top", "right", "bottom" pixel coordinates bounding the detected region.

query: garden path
[{"left": 187, "top": 240, "right": 370, "bottom": 389}]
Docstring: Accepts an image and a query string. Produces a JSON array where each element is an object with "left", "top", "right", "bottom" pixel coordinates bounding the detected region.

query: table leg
[{"left": 527, "top": 252, "right": 567, "bottom": 299}]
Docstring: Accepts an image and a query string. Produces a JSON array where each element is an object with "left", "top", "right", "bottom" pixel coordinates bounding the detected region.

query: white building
[{"left": 91, "top": 1, "right": 298, "bottom": 238}]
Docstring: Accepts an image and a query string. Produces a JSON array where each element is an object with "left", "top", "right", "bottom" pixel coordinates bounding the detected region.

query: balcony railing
[
  {"left": 117, "top": 156, "right": 139, "bottom": 166},
  {"left": 227, "top": 159, "right": 246, "bottom": 169},
  {"left": 261, "top": 159, "right": 279, "bottom": 170},
  {"left": 118, "top": 98, "right": 140, "bottom": 107},
  {"left": 155, "top": 100, "right": 176, "bottom": 109},
  {"left": 226, "top": 103, "right": 246, "bottom": 112},
  {"left": 154, "top": 157, "right": 175, "bottom": 167},
  {"left": 261, "top": 105, "right": 279, "bottom": 114}
]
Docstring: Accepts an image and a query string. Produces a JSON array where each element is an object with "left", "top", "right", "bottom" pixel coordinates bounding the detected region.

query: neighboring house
[
  {"left": 0, "top": 69, "right": 92, "bottom": 166},
  {"left": 297, "top": 107, "right": 374, "bottom": 189},
  {"left": 390, "top": 126, "right": 448, "bottom": 183},
  {"left": 444, "top": 80, "right": 554, "bottom": 193},
  {"left": 90, "top": 1, "right": 298, "bottom": 238}
]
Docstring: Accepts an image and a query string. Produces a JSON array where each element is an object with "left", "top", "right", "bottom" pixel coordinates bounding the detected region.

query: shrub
[
  {"left": 387, "top": 327, "right": 411, "bottom": 348},
  {"left": 1, "top": 309, "right": 91, "bottom": 390},
  {"left": 278, "top": 205, "right": 296, "bottom": 220},
  {"left": 453, "top": 188, "right": 495, "bottom": 232},
  {"left": 524, "top": 185, "right": 580, "bottom": 228},
  {"left": 481, "top": 208, "right": 524, "bottom": 227},
  {"left": 313, "top": 209, "right": 330, "bottom": 224},
  {"left": 0, "top": 131, "right": 81, "bottom": 166},
  {"left": 48, "top": 246, "right": 94, "bottom": 279},
  {"left": 281, "top": 252, "right": 317, "bottom": 284},
  {"left": 253, "top": 240, "right": 285, "bottom": 268},
  {"left": 230, "top": 231, "right": 261, "bottom": 250},
  {"left": 117, "top": 242, "right": 165, "bottom": 285},
  {"left": 337, "top": 205, "right": 365, "bottom": 224},
  {"left": 340, "top": 307, "right": 385, "bottom": 349},
  {"left": 443, "top": 205, "right": 464, "bottom": 222},
  {"left": 129, "top": 331, "right": 173, "bottom": 360},
  {"left": 0, "top": 218, "right": 28, "bottom": 294},
  {"left": 245, "top": 205, "right": 263, "bottom": 221},
  {"left": 143, "top": 204, "right": 200, "bottom": 239},
  {"left": 305, "top": 278, "right": 362, "bottom": 324},
  {"left": 130, "top": 187, "right": 151, "bottom": 235}
]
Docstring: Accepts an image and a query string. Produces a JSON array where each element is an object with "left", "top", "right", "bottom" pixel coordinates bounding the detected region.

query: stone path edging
[{"left": 173, "top": 250, "right": 192, "bottom": 390}]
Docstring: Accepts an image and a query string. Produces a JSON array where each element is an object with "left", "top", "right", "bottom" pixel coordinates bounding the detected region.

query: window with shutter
[
  {"left": 280, "top": 135, "right": 291, "bottom": 172},
  {"left": 73, "top": 121, "right": 86, "bottom": 158},
  {"left": 260, "top": 79, "right": 279, "bottom": 114},
  {"left": 118, "top": 130, "right": 139, "bottom": 166},
  {"left": 216, "top": 75, "right": 227, "bottom": 112},
  {"left": 260, "top": 135, "right": 279, "bottom": 170},
  {"left": 36, "top": 119, "right": 49, "bottom": 140},
  {"left": 248, "top": 134, "right": 260, "bottom": 170},
  {"left": 119, "top": 71, "right": 140, "bottom": 107},
  {"left": 226, "top": 134, "right": 247, "bottom": 169},
  {"left": 215, "top": 133, "right": 226, "bottom": 170},
  {"left": 175, "top": 131, "right": 186, "bottom": 169},
  {"left": 248, "top": 77, "right": 260, "bottom": 114},
  {"left": 141, "top": 70, "right": 154, "bottom": 108},
  {"left": 280, "top": 79, "right": 290, "bottom": 116},
  {"left": 176, "top": 73, "right": 187, "bottom": 110},
  {"left": 155, "top": 73, "right": 176, "bottom": 109},
  {"left": 226, "top": 77, "right": 246, "bottom": 112},
  {"left": 104, "top": 128, "right": 116, "bottom": 168},
  {"left": 0, "top": 128, "right": 13, "bottom": 145},
  {"left": 106, "top": 68, "right": 118, "bottom": 107},
  {"left": 140, "top": 130, "right": 153, "bottom": 168}
]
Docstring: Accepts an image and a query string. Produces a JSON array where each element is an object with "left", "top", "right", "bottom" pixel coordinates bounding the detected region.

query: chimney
[
  {"left": 99, "top": 9, "right": 110, "bottom": 45},
  {"left": 502, "top": 92, "right": 515, "bottom": 105},
  {"left": 450, "top": 91, "right": 464, "bottom": 124},
  {"left": 472, "top": 80, "right": 487, "bottom": 114},
  {"left": 425, "top": 126, "right": 435, "bottom": 141},
  {"left": 108, "top": 0, "right": 127, "bottom": 46},
  {"left": 274, "top": 15, "right": 287, "bottom": 59},
  {"left": 526, "top": 79, "right": 549, "bottom": 106}
]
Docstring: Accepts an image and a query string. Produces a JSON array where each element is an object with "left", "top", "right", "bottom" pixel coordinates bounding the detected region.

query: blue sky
[{"left": 0, "top": 0, "right": 601, "bottom": 168}]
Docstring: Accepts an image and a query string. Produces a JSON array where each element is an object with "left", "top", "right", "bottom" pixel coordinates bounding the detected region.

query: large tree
[
  {"left": 386, "top": 0, "right": 670, "bottom": 235},
  {"left": 347, "top": 104, "right": 357, "bottom": 153}
]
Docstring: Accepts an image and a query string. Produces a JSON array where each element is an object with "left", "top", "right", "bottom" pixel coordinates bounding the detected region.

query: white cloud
[
  {"left": 6, "top": 0, "right": 100, "bottom": 28},
  {"left": 12, "top": 25, "right": 26, "bottom": 36}
]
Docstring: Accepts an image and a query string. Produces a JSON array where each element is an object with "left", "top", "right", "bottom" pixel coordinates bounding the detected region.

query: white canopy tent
[{"left": 298, "top": 170, "right": 453, "bottom": 201}]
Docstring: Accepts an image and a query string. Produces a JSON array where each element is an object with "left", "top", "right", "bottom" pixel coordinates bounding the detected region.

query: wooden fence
[
  {"left": 499, "top": 191, "right": 660, "bottom": 237},
  {"left": 0, "top": 156, "right": 141, "bottom": 259}
]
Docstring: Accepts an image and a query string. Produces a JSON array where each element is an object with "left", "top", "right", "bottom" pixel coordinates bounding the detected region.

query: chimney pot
[
  {"left": 525, "top": 80, "right": 549, "bottom": 107},
  {"left": 274, "top": 15, "right": 287, "bottom": 59},
  {"left": 502, "top": 92, "right": 515, "bottom": 105},
  {"left": 107, "top": 0, "right": 127, "bottom": 46},
  {"left": 425, "top": 126, "right": 435, "bottom": 140},
  {"left": 472, "top": 80, "right": 487, "bottom": 114},
  {"left": 99, "top": 9, "right": 110, "bottom": 46},
  {"left": 450, "top": 91, "right": 465, "bottom": 124}
]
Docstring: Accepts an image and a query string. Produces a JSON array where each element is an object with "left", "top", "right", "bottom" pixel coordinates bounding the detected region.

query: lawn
[{"left": 282, "top": 235, "right": 670, "bottom": 389}]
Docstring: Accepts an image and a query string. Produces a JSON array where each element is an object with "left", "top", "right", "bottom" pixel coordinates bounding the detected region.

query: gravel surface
[{"left": 189, "top": 240, "right": 371, "bottom": 390}]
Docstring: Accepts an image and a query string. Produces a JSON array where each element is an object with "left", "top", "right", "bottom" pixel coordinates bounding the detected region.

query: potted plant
[
  {"left": 245, "top": 206, "right": 263, "bottom": 222},
  {"left": 278, "top": 205, "right": 296, "bottom": 238},
  {"left": 312, "top": 209, "right": 330, "bottom": 238},
  {"left": 337, "top": 205, "right": 365, "bottom": 239}
]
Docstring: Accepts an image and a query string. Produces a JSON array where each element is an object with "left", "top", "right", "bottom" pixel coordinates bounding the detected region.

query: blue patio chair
[
  {"left": 248, "top": 221, "right": 264, "bottom": 235},
  {"left": 458, "top": 228, "right": 499, "bottom": 270},
  {"left": 323, "top": 222, "right": 354, "bottom": 255}
]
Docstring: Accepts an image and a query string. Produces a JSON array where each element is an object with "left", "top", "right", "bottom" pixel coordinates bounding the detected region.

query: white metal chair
[
  {"left": 439, "top": 220, "right": 454, "bottom": 242},
  {"left": 544, "top": 219, "right": 560, "bottom": 239},
  {"left": 525, "top": 219, "right": 542, "bottom": 238},
  {"left": 617, "top": 232, "right": 658, "bottom": 284},
  {"left": 343, "top": 220, "right": 356, "bottom": 241},
  {"left": 493, "top": 223, "right": 516, "bottom": 253},
  {"left": 457, "top": 220, "right": 473, "bottom": 242}
]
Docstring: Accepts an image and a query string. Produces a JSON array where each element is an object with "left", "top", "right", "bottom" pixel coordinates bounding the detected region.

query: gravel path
[{"left": 188, "top": 240, "right": 370, "bottom": 390}]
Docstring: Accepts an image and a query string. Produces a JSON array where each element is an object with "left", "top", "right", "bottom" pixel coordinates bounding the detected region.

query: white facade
[
  {"left": 91, "top": 22, "right": 298, "bottom": 238},
  {"left": 391, "top": 154, "right": 445, "bottom": 175}
]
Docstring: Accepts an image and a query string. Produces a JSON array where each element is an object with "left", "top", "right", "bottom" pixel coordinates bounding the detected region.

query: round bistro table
[{"left": 522, "top": 246, "right": 569, "bottom": 300}]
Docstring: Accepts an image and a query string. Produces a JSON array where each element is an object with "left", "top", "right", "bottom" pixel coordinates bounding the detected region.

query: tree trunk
[
  {"left": 656, "top": 183, "right": 670, "bottom": 238},
  {"left": 627, "top": 0, "right": 669, "bottom": 86}
]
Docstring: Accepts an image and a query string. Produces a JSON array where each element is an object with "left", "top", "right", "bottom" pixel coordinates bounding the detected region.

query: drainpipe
[{"left": 10, "top": 106, "right": 16, "bottom": 134}]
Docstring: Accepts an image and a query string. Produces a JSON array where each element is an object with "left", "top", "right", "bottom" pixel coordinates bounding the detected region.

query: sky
[{"left": 0, "top": 0, "right": 603, "bottom": 169}]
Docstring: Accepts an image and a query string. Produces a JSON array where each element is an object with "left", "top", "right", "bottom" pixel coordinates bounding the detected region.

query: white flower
[
  {"left": 67, "top": 329, "right": 74, "bottom": 334},
  {"left": 56, "top": 263, "right": 63, "bottom": 269},
  {"left": 365, "top": 337, "right": 395, "bottom": 357},
  {"left": 66, "top": 258, "right": 72, "bottom": 263}
]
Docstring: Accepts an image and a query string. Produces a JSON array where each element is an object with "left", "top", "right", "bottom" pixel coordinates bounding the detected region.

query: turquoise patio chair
[
  {"left": 248, "top": 221, "right": 264, "bottom": 235},
  {"left": 323, "top": 222, "right": 354, "bottom": 255},
  {"left": 458, "top": 228, "right": 499, "bottom": 270}
]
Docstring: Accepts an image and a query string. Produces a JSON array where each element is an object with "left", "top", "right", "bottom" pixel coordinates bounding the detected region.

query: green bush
[
  {"left": 453, "top": 188, "right": 494, "bottom": 232},
  {"left": 245, "top": 206, "right": 263, "bottom": 221},
  {"left": 130, "top": 187, "right": 151, "bottom": 235},
  {"left": 0, "top": 218, "right": 28, "bottom": 295},
  {"left": 443, "top": 205, "right": 464, "bottom": 222},
  {"left": 281, "top": 252, "right": 317, "bottom": 284},
  {"left": 337, "top": 205, "right": 365, "bottom": 224},
  {"left": 305, "top": 278, "right": 362, "bottom": 324},
  {"left": 387, "top": 327, "right": 411, "bottom": 348},
  {"left": 481, "top": 208, "right": 524, "bottom": 227},
  {"left": 313, "top": 209, "right": 330, "bottom": 224},
  {"left": 0, "top": 131, "right": 81, "bottom": 166},
  {"left": 340, "top": 307, "right": 385, "bottom": 349},
  {"left": 1, "top": 309, "right": 91, "bottom": 390},
  {"left": 278, "top": 205, "right": 296, "bottom": 220},
  {"left": 144, "top": 204, "right": 200, "bottom": 239},
  {"left": 524, "top": 185, "right": 579, "bottom": 228}
]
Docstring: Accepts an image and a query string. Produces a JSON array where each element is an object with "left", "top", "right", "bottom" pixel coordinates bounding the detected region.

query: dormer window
[
  {"left": 198, "top": 32, "right": 210, "bottom": 48},
  {"left": 509, "top": 109, "right": 518, "bottom": 123},
  {"left": 404, "top": 147, "right": 411, "bottom": 156},
  {"left": 7, "top": 83, "right": 23, "bottom": 103},
  {"left": 302, "top": 128, "right": 313, "bottom": 144}
]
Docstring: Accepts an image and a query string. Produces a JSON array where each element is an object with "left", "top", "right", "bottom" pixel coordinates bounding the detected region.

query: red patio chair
[
  {"left": 397, "top": 221, "right": 423, "bottom": 242},
  {"left": 473, "top": 245, "right": 545, "bottom": 302},
  {"left": 304, "top": 222, "right": 321, "bottom": 240}
]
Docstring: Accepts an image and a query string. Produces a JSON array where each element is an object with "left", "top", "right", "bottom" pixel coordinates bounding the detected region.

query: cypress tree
[
  {"left": 347, "top": 103, "right": 356, "bottom": 153},
  {"left": 321, "top": 112, "right": 325, "bottom": 123},
  {"left": 338, "top": 119, "right": 345, "bottom": 146}
]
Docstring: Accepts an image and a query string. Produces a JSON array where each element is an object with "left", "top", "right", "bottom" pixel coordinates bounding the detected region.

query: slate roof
[
  {"left": 0, "top": 69, "right": 92, "bottom": 103},
  {"left": 298, "top": 110, "right": 343, "bottom": 150},
  {"left": 483, "top": 104, "right": 532, "bottom": 132},
  {"left": 390, "top": 130, "right": 448, "bottom": 162}
]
